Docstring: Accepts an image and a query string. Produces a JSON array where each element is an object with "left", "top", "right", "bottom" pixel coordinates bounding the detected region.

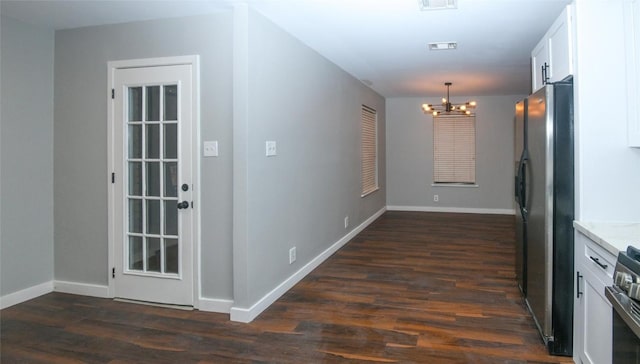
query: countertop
[{"left": 574, "top": 221, "right": 640, "bottom": 256}]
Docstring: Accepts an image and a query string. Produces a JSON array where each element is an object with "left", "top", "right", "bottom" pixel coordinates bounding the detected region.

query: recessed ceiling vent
[
  {"left": 428, "top": 42, "right": 458, "bottom": 51},
  {"left": 418, "top": 0, "right": 457, "bottom": 11}
]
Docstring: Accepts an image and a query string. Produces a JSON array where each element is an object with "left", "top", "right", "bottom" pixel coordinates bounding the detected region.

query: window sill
[
  {"left": 361, "top": 187, "right": 379, "bottom": 198},
  {"left": 431, "top": 183, "right": 479, "bottom": 188}
]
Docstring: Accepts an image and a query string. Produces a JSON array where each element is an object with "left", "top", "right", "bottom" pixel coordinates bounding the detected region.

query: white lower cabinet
[
  {"left": 574, "top": 231, "right": 614, "bottom": 364},
  {"left": 576, "top": 264, "right": 612, "bottom": 364}
]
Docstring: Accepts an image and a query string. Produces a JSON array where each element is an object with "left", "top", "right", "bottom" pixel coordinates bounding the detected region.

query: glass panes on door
[{"left": 127, "top": 85, "right": 179, "bottom": 275}]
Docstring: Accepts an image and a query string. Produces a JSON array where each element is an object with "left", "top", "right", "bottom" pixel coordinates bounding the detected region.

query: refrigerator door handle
[
  {"left": 516, "top": 149, "right": 529, "bottom": 220},
  {"left": 516, "top": 151, "right": 525, "bottom": 203}
]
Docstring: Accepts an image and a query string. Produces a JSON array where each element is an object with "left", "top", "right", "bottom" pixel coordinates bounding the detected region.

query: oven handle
[{"left": 605, "top": 286, "right": 640, "bottom": 339}]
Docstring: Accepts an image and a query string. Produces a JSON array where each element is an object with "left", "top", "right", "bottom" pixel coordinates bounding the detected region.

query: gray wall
[
  {"left": 386, "top": 95, "right": 523, "bottom": 212},
  {"left": 54, "top": 14, "right": 234, "bottom": 299},
  {"left": 53, "top": 9, "right": 386, "bottom": 308},
  {"left": 1, "top": 16, "right": 55, "bottom": 295},
  {"left": 232, "top": 8, "right": 386, "bottom": 308}
]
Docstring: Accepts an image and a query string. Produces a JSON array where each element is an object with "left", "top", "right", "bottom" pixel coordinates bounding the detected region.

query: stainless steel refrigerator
[{"left": 514, "top": 78, "right": 574, "bottom": 356}]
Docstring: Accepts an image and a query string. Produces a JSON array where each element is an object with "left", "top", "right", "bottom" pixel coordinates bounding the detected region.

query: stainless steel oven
[{"left": 606, "top": 246, "right": 640, "bottom": 363}]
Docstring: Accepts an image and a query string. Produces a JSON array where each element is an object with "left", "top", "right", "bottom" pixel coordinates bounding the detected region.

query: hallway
[{"left": 1, "top": 212, "right": 573, "bottom": 363}]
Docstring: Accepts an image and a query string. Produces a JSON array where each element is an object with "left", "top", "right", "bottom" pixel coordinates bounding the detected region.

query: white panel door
[{"left": 112, "top": 64, "right": 194, "bottom": 306}]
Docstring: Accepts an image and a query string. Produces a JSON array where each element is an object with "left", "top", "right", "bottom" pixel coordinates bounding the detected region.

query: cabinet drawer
[{"left": 582, "top": 240, "right": 615, "bottom": 284}]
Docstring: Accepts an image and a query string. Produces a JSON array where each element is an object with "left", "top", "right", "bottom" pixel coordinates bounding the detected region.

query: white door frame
[{"left": 107, "top": 55, "right": 201, "bottom": 308}]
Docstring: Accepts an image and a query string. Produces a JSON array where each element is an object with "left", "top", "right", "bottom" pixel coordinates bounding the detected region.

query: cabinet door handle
[
  {"left": 542, "top": 62, "right": 550, "bottom": 85},
  {"left": 589, "top": 256, "right": 608, "bottom": 269},
  {"left": 577, "top": 271, "right": 583, "bottom": 298}
]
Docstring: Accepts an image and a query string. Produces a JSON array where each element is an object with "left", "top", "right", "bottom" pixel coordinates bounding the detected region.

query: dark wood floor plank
[{"left": 1, "top": 211, "right": 573, "bottom": 363}]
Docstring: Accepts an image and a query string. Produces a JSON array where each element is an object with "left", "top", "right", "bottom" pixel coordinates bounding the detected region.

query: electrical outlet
[
  {"left": 344, "top": 216, "right": 349, "bottom": 229},
  {"left": 266, "top": 141, "right": 277, "bottom": 156},
  {"left": 434, "top": 194, "right": 439, "bottom": 202},
  {"left": 289, "top": 247, "right": 296, "bottom": 264}
]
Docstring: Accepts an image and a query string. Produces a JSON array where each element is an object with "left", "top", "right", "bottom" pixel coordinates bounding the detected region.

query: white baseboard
[
  {"left": 1, "top": 281, "right": 54, "bottom": 309},
  {"left": 230, "top": 206, "right": 387, "bottom": 323},
  {"left": 386, "top": 205, "right": 515, "bottom": 215},
  {"left": 53, "top": 281, "right": 233, "bottom": 313},
  {"left": 199, "top": 297, "right": 234, "bottom": 313},
  {"left": 54, "top": 280, "right": 110, "bottom": 298}
]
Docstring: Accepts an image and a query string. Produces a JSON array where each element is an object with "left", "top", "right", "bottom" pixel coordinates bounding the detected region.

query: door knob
[{"left": 177, "top": 201, "right": 189, "bottom": 209}]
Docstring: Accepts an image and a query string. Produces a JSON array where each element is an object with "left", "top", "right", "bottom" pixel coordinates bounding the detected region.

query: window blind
[
  {"left": 433, "top": 115, "right": 476, "bottom": 183},
  {"left": 361, "top": 106, "right": 378, "bottom": 195}
]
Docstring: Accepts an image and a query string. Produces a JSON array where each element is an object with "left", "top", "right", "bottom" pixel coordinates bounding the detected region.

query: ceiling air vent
[
  {"left": 418, "top": 0, "right": 457, "bottom": 11},
  {"left": 428, "top": 42, "right": 458, "bottom": 51}
]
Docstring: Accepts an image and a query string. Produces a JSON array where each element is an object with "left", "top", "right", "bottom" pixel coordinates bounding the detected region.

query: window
[
  {"left": 361, "top": 105, "right": 378, "bottom": 196},
  {"left": 433, "top": 115, "right": 476, "bottom": 184}
]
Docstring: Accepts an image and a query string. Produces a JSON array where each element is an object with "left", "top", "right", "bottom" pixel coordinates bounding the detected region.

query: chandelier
[{"left": 421, "top": 82, "right": 477, "bottom": 116}]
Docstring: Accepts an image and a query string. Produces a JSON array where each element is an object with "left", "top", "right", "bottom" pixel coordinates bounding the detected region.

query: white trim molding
[
  {"left": 54, "top": 280, "right": 110, "bottom": 298},
  {"left": 229, "top": 207, "right": 387, "bottom": 323},
  {"left": 431, "top": 183, "right": 479, "bottom": 188},
  {"left": 108, "top": 55, "right": 199, "bottom": 69},
  {"left": 199, "top": 297, "right": 234, "bottom": 314},
  {"left": 387, "top": 205, "right": 515, "bottom": 215},
  {"left": 1, "top": 281, "right": 54, "bottom": 309}
]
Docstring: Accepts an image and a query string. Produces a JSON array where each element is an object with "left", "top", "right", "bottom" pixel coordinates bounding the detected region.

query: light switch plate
[
  {"left": 266, "top": 141, "right": 277, "bottom": 156},
  {"left": 203, "top": 141, "right": 218, "bottom": 157}
]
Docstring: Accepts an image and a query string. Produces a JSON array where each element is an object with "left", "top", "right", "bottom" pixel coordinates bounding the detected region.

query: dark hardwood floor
[{"left": 1, "top": 211, "right": 574, "bottom": 363}]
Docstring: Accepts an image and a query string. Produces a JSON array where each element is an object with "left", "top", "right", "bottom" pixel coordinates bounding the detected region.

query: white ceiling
[{"left": 1, "top": 0, "right": 571, "bottom": 97}]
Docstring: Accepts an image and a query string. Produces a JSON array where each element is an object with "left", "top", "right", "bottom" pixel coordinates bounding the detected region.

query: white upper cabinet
[
  {"left": 531, "top": 5, "right": 574, "bottom": 92},
  {"left": 547, "top": 6, "right": 573, "bottom": 82},
  {"left": 531, "top": 38, "right": 549, "bottom": 92},
  {"left": 624, "top": 0, "right": 640, "bottom": 147}
]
